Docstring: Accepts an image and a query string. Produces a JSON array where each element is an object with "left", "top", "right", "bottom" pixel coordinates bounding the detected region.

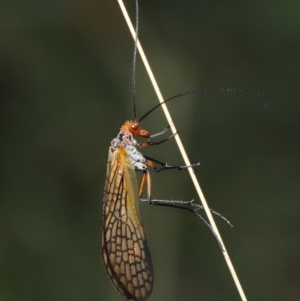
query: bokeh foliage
[{"left": 1, "top": 1, "right": 300, "bottom": 301}]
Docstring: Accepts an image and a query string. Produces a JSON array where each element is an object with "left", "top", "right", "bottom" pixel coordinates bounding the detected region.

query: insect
[
  {"left": 101, "top": 1, "right": 232, "bottom": 300},
  {"left": 101, "top": 108, "right": 207, "bottom": 300}
]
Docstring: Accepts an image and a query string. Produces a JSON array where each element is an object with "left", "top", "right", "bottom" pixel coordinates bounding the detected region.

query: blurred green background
[{"left": 1, "top": 0, "right": 300, "bottom": 300}]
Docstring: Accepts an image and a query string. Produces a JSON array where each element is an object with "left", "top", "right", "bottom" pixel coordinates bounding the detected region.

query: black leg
[
  {"left": 149, "top": 125, "right": 170, "bottom": 138},
  {"left": 147, "top": 133, "right": 176, "bottom": 146},
  {"left": 139, "top": 125, "right": 177, "bottom": 147},
  {"left": 145, "top": 155, "right": 200, "bottom": 172},
  {"left": 140, "top": 198, "right": 233, "bottom": 228},
  {"left": 140, "top": 198, "right": 233, "bottom": 248}
]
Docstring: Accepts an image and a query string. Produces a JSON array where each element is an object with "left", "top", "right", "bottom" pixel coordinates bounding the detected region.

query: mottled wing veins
[{"left": 102, "top": 147, "right": 153, "bottom": 301}]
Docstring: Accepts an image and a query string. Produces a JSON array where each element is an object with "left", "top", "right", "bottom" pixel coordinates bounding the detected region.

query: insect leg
[
  {"left": 145, "top": 156, "right": 200, "bottom": 172},
  {"left": 140, "top": 198, "right": 232, "bottom": 228},
  {"left": 148, "top": 125, "right": 170, "bottom": 138},
  {"left": 138, "top": 169, "right": 152, "bottom": 199},
  {"left": 140, "top": 198, "right": 232, "bottom": 248},
  {"left": 140, "top": 128, "right": 177, "bottom": 147}
]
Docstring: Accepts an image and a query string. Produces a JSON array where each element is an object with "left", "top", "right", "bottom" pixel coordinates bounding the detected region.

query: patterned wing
[{"left": 102, "top": 146, "right": 153, "bottom": 301}]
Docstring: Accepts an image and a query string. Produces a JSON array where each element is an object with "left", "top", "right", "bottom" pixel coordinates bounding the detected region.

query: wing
[{"left": 102, "top": 146, "right": 153, "bottom": 301}]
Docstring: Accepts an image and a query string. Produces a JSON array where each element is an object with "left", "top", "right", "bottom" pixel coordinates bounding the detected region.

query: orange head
[{"left": 122, "top": 120, "right": 149, "bottom": 138}]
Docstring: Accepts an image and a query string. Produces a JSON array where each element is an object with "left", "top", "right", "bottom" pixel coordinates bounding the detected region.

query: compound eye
[{"left": 131, "top": 121, "right": 140, "bottom": 131}]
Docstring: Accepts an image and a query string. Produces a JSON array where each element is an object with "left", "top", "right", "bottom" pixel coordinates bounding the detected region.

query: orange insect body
[{"left": 102, "top": 120, "right": 153, "bottom": 301}]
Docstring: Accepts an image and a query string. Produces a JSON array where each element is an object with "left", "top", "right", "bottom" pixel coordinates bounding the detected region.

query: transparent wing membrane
[{"left": 102, "top": 146, "right": 153, "bottom": 301}]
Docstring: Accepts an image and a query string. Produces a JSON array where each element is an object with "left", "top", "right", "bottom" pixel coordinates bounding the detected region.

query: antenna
[
  {"left": 132, "top": 0, "right": 139, "bottom": 119},
  {"left": 138, "top": 88, "right": 269, "bottom": 122}
]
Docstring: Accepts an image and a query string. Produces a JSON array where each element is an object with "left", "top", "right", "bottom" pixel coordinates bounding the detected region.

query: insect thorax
[{"left": 111, "top": 131, "right": 147, "bottom": 171}]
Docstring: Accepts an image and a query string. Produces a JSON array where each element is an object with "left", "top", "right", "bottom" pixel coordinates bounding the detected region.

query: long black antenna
[
  {"left": 132, "top": 0, "right": 139, "bottom": 119},
  {"left": 138, "top": 88, "right": 269, "bottom": 122}
]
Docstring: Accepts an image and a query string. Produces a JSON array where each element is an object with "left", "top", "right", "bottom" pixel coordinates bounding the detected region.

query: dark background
[{"left": 1, "top": 0, "right": 299, "bottom": 300}]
